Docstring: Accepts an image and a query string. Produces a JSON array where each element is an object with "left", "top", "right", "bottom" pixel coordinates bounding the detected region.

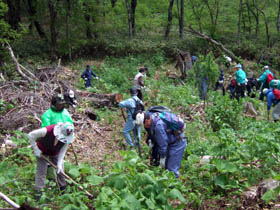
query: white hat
[
  {"left": 263, "top": 65, "right": 269, "bottom": 70},
  {"left": 235, "top": 64, "right": 242, "bottom": 68},
  {"left": 135, "top": 112, "right": 145, "bottom": 126},
  {"left": 263, "top": 88, "right": 269, "bottom": 94},
  {"left": 54, "top": 122, "right": 75, "bottom": 144}
]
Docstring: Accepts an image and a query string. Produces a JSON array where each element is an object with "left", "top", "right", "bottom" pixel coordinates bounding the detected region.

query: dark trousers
[
  {"left": 214, "top": 82, "right": 225, "bottom": 96},
  {"left": 235, "top": 84, "right": 246, "bottom": 101},
  {"left": 199, "top": 79, "right": 208, "bottom": 100},
  {"left": 137, "top": 89, "right": 143, "bottom": 101}
]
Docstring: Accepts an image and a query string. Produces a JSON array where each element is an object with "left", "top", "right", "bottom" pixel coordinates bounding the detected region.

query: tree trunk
[
  {"left": 23, "top": 0, "right": 48, "bottom": 41},
  {"left": 6, "top": 0, "right": 21, "bottom": 31},
  {"left": 179, "top": 0, "right": 184, "bottom": 38},
  {"left": 125, "top": 0, "right": 133, "bottom": 39},
  {"left": 48, "top": 0, "right": 58, "bottom": 60},
  {"left": 277, "top": 0, "right": 280, "bottom": 32},
  {"left": 202, "top": 0, "right": 220, "bottom": 36},
  {"left": 237, "top": 0, "right": 243, "bottom": 44},
  {"left": 165, "top": 0, "right": 174, "bottom": 39},
  {"left": 131, "top": 0, "right": 137, "bottom": 36},
  {"left": 66, "top": 0, "right": 72, "bottom": 60},
  {"left": 245, "top": 0, "right": 252, "bottom": 35}
]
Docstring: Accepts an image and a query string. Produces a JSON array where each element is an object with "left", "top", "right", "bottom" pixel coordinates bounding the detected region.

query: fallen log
[{"left": 187, "top": 26, "right": 240, "bottom": 62}]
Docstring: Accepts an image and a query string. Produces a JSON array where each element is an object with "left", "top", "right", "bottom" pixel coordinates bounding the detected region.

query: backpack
[
  {"left": 231, "top": 79, "right": 237, "bottom": 87},
  {"left": 147, "top": 105, "right": 171, "bottom": 114},
  {"left": 266, "top": 72, "right": 274, "bottom": 84},
  {"left": 273, "top": 89, "right": 280, "bottom": 100},
  {"left": 158, "top": 112, "right": 185, "bottom": 139},
  {"left": 131, "top": 98, "right": 145, "bottom": 120}
]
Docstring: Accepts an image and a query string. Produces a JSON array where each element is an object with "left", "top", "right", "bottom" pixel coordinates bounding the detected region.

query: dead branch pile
[{"left": 0, "top": 65, "right": 120, "bottom": 133}]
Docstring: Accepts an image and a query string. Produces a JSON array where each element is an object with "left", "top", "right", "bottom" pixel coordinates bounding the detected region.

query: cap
[
  {"left": 263, "top": 65, "right": 269, "bottom": 70},
  {"left": 130, "top": 86, "right": 138, "bottom": 96},
  {"left": 263, "top": 88, "right": 269, "bottom": 94},
  {"left": 235, "top": 64, "right": 242, "bottom": 68},
  {"left": 54, "top": 122, "right": 75, "bottom": 144}
]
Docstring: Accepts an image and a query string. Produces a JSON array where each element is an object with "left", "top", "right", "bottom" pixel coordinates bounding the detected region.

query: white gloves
[
  {"left": 148, "top": 139, "right": 154, "bottom": 149},
  {"left": 218, "top": 80, "right": 223, "bottom": 84},
  {"left": 84, "top": 78, "right": 88, "bottom": 81},
  {"left": 57, "top": 162, "right": 63, "bottom": 174},
  {"left": 237, "top": 83, "right": 240, "bottom": 86},
  {"left": 159, "top": 157, "right": 166, "bottom": 169},
  {"left": 34, "top": 146, "right": 42, "bottom": 158},
  {"left": 96, "top": 77, "right": 99, "bottom": 80}
]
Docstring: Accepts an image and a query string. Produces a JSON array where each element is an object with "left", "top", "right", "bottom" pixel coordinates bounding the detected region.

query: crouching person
[
  {"left": 28, "top": 122, "right": 75, "bottom": 200},
  {"left": 135, "top": 112, "right": 186, "bottom": 178}
]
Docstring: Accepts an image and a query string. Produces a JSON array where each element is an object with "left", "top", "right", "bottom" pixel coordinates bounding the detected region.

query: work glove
[
  {"left": 57, "top": 162, "right": 63, "bottom": 174},
  {"left": 84, "top": 78, "right": 88, "bottom": 81},
  {"left": 237, "top": 83, "right": 240, "bottom": 86},
  {"left": 218, "top": 80, "right": 223, "bottom": 84},
  {"left": 96, "top": 77, "right": 99, "bottom": 80},
  {"left": 159, "top": 157, "right": 166, "bottom": 169},
  {"left": 148, "top": 139, "right": 154, "bottom": 149},
  {"left": 34, "top": 147, "right": 42, "bottom": 158}
]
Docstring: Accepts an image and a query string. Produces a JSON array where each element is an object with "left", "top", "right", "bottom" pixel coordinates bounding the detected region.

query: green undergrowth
[{"left": 1, "top": 54, "right": 280, "bottom": 209}]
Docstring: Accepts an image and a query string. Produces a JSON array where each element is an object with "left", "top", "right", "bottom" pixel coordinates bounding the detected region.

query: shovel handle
[{"left": 41, "top": 155, "right": 93, "bottom": 198}]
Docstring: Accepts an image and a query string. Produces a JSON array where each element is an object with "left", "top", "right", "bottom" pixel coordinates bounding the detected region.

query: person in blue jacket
[
  {"left": 263, "top": 88, "right": 280, "bottom": 122},
  {"left": 81, "top": 64, "right": 99, "bottom": 88},
  {"left": 214, "top": 68, "right": 225, "bottom": 96},
  {"left": 118, "top": 87, "right": 142, "bottom": 148},
  {"left": 258, "top": 66, "right": 274, "bottom": 100},
  {"left": 235, "top": 63, "right": 247, "bottom": 101},
  {"left": 135, "top": 112, "right": 187, "bottom": 178}
]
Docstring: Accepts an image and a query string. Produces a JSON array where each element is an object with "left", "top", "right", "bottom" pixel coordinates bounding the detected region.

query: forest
[{"left": 1, "top": 0, "right": 280, "bottom": 209}]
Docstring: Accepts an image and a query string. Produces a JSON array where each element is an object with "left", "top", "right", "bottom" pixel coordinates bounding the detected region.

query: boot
[
  {"left": 35, "top": 190, "right": 43, "bottom": 201},
  {"left": 274, "top": 119, "right": 278, "bottom": 123}
]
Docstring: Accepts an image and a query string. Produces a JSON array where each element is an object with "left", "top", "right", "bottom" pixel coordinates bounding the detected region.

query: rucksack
[
  {"left": 273, "top": 89, "right": 280, "bottom": 100},
  {"left": 266, "top": 72, "right": 274, "bottom": 84},
  {"left": 131, "top": 98, "right": 145, "bottom": 120},
  {"left": 157, "top": 112, "right": 185, "bottom": 138},
  {"left": 231, "top": 79, "right": 237, "bottom": 87},
  {"left": 147, "top": 105, "right": 171, "bottom": 114}
]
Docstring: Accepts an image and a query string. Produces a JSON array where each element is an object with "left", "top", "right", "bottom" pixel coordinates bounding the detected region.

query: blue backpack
[{"left": 158, "top": 112, "right": 185, "bottom": 135}]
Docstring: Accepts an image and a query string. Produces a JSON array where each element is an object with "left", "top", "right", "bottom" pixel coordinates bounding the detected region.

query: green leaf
[
  {"left": 168, "top": 189, "right": 186, "bottom": 202},
  {"left": 68, "top": 168, "right": 80, "bottom": 178},
  {"left": 261, "top": 189, "right": 277, "bottom": 202},
  {"left": 87, "top": 175, "right": 104, "bottom": 185},
  {"left": 214, "top": 174, "right": 228, "bottom": 189}
]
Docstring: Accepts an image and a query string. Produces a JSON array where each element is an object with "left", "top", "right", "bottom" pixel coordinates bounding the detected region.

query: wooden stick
[
  {"left": 70, "top": 144, "right": 79, "bottom": 166},
  {"left": 40, "top": 155, "right": 93, "bottom": 198},
  {"left": 0, "top": 192, "right": 20, "bottom": 209}
]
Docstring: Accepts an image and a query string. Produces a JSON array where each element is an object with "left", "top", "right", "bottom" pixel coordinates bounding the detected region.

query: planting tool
[
  {"left": 0, "top": 191, "right": 39, "bottom": 210},
  {"left": 41, "top": 155, "right": 93, "bottom": 198}
]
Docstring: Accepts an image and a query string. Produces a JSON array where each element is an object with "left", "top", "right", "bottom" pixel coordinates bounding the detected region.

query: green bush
[{"left": 206, "top": 94, "right": 243, "bottom": 131}]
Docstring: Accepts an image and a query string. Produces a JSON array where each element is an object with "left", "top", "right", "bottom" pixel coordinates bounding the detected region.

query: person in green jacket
[
  {"left": 269, "top": 80, "right": 280, "bottom": 90},
  {"left": 257, "top": 66, "right": 274, "bottom": 101},
  {"left": 41, "top": 93, "right": 73, "bottom": 128},
  {"left": 235, "top": 63, "right": 247, "bottom": 101}
]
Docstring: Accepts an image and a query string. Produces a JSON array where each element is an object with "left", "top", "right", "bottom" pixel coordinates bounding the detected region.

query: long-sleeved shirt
[
  {"left": 258, "top": 69, "right": 273, "bottom": 84},
  {"left": 41, "top": 108, "right": 73, "bottom": 128},
  {"left": 81, "top": 69, "right": 97, "bottom": 80},
  {"left": 118, "top": 95, "right": 142, "bottom": 121},
  {"left": 236, "top": 69, "right": 246, "bottom": 84}
]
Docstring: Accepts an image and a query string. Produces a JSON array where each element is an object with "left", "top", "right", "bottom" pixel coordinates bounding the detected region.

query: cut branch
[
  {"left": 6, "top": 42, "right": 34, "bottom": 83},
  {"left": 187, "top": 26, "right": 240, "bottom": 62}
]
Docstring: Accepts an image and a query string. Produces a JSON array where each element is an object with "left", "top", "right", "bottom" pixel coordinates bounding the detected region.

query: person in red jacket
[{"left": 28, "top": 122, "right": 75, "bottom": 200}]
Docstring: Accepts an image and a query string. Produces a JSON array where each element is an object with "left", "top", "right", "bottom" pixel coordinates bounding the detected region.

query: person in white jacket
[{"left": 28, "top": 122, "right": 75, "bottom": 200}]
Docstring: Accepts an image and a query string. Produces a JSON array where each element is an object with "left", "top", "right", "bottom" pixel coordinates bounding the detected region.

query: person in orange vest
[{"left": 263, "top": 88, "right": 280, "bottom": 122}]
